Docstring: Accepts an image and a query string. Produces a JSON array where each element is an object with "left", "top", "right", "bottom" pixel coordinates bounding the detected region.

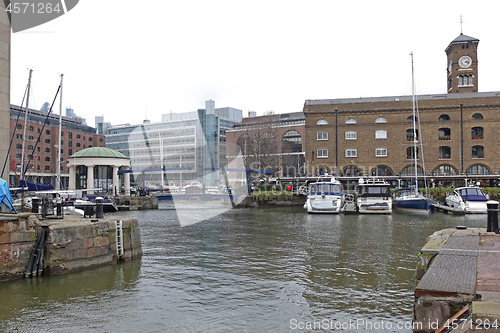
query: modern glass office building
[{"left": 103, "top": 100, "right": 242, "bottom": 187}]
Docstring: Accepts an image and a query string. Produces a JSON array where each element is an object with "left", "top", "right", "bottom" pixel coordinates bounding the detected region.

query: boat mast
[
  {"left": 20, "top": 69, "right": 33, "bottom": 185},
  {"left": 159, "top": 133, "right": 164, "bottom": 191},
  {"left": 411, "top": 52, "right": 418, "bottom": 194},
  {"left": 56, "top": 74, "right": 63, "bottom": 190}
]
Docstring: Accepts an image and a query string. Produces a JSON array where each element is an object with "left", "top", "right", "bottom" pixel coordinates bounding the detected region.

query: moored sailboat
[{"left": 393, "top": 52, "right": 433, "bottom": 214}]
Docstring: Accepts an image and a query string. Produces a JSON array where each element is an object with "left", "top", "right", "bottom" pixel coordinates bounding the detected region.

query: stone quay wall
[{"left": 0, "top": 213, "right": 142, "bottom": 282}]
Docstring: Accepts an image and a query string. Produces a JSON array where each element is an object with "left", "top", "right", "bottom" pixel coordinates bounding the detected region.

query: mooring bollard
[
  {"left": 56, "top": 200, "right": 63, "bottom": 217},
  {"left": 95, "top": 197, "right": 104, "bottom": 219},
  {"left": 31, "top": 197, "right": 39, "bottom": 214},
  {"left": 487, "top": 200, "right": 499, "bottom": 233}
]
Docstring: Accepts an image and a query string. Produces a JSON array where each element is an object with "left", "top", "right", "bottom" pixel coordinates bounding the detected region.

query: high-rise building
[{"left": 104, "top": 100, "right": 242, "bottom": 187}]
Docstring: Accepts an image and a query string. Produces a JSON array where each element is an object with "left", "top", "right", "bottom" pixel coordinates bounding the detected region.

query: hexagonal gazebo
[{"left": 67, "top": 147, "right": 131, "bottom": 196}]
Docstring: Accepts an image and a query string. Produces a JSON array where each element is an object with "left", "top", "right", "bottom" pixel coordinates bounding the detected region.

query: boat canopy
[
  {"left": 358, "top": 184, "right": 391, "bottom": 197},
  {"left": 0, "top": 178, "right": 14, "bottom": 212},
  {"left": 457, "top": 187, "right": 488, "bottom": 202},
  {"left": 309, "top": 183, "right": 343, "bottom": 196}
]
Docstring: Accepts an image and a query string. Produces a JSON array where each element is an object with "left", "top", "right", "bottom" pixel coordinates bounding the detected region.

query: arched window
[
  {"left": 406, "top": 115, "right": 418, "bottom": 122},
  {"left": 375, "top": 148, "right": 387, "bottom": 157},
  {"left": 406, "top": 129, "right": 418, "bottom": 141},
  {"left": 375, "top": 130, "right": 387, "bottom": 139},
  {"left": 45, "top": 148, "right": 50, "bottom": 153},
  {"left": 27, "top": 145, "right": 34, "bottom": 151},
  {"left": 459, "top": 74, "right": 473, "bottom": 86},
  {"left": 317, "top": 119, "right": 328, "bottom": 125},
  {"left": 439, "top": 146, "right": 451, "bottom": 159},
  {"left": 466, "top": 164, "right": 490, "bottom": 175},
  {"left": 371, "top": 166, "right": 393, "bottom": 176},
  {"left": 438, "top": 114, "right": 450, "bottom": 121},
  {"left": 438, "top": 128, "right": 451, "bottom": 140},
  {"left": 375, "top": 117, "right": 386, "bottom": 123},
  {"left": 406, "top": 147, "right": 419, "bottom": 160},
  {"left": 345, "top": 118, "right": 356, "bottom": 124},
  {"left": 472, "top": 145, "right": 484, "bottom": 159},
  {"left": 342, "top": 165, "right": 361, "bottom": 177},
  {"left": 432, "top": 165, "right": 457, "bottom": 176},
  {"left": 471, "top": 127, "right": 484, "bottom": 140},
  {"left": 401, "top": 165, "right": 425, "bottom": 176},
  {"left": 282, "top": 130, "right": 302, "bottom": 152},
  {"left": 472, "top": 113, "right": 483, "bottom": 120},
  {"left": 345, "top": 148, "right": 357, "bottom": 158},
  {"left": 45, "top": 139, "right": 50, "bottom": 144},
  {"left": 45, "top": 157, "right": 50, "bottom": 162},
  {"left": 317, "top": 166, "right": 329, "bottom": 174},
  {"left": 316, "top": 131, "right": 328, "bottom": 141},
  {"left": 317, "top": 149, "right": 328, "bottom": 158},
  {"left": 345, "top": 131, "right": 357, "bottom": 140}
]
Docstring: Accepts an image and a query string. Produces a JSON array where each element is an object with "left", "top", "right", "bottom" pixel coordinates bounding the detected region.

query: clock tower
[{"left": 445, "top": 33, "right": 479, "bottom": 93}]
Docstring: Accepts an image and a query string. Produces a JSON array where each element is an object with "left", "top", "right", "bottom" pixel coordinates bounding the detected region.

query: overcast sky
[{"left": 10, "top": 0, "right": 500, "bottom": 127}]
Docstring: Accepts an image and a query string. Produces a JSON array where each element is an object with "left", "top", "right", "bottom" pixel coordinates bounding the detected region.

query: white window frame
[
  {"left": 317, "top": 119, "right": 328, "bottom": 125},
  {"left": 317, "top": 131, "right": 328, "bottom": 141},
  {"left": 317, "top": 149, "right": 328, "bottom": 158},
  {"left": 345, "top": 118, "right": 357, "bottom": 124},
  {"left": 345, "top": 148, "right": 357, "bottom": 158},
  {"left": 345, "top": 131, "right": 357, "bottom": 140},
  {"left": 375, "top": 148, "right": 387, "bottom": 157},
  {"left": 375, "top": 117, "right": 387, "bottom": 123},
  {"left": 375, "top": 130, "right": 387, "bottom": 139}
]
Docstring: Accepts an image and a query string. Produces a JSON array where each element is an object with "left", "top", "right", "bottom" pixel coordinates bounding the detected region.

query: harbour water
[{"left": 0, "top": 202, "right": 489, "bottom": 332}]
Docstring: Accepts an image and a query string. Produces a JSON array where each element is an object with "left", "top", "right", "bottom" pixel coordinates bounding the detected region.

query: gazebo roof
[{"left": 69, "top": 147, "right": 128, "bottom": 159}]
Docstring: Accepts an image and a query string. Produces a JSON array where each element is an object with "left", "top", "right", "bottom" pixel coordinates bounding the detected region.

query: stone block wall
[
  {"left": 0, "top": 214, "right": 142, "bottom": 282},
  {"left": 0, "top": 214, "right": 37, "bottom": 281}
]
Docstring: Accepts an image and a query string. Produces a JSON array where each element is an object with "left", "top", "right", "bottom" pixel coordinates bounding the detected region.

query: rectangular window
[
  {"left": 345, "top": 131, "right": 357, "bottom": 140},
  {"left": 317, "top": 131, "right": 328, "bottom": 140},
  {"left": 375, "top": 130, "right": 387, "bottom": 139},
  {"left": 345, "top": 149, "right": 357, "bottom": 158},
  {"left": 317, "top": 149, "right": 328, "bottom": 158},
  {"left": 375, "top": 148, "right": 387, "bottom": 157}
]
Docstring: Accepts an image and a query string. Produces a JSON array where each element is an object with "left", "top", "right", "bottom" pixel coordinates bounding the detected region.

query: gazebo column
[
  {"left": 87, "top": 164, "right": 95, "bottom": 195},
  {"left": 112, "top": 166, "right": 119, "bottom": 196},
  {"left": 68, "top": 165, "right": 76, "bottom": 190},
  {"left": 124, "top": 166, "right": 131, "bottom": 196}
]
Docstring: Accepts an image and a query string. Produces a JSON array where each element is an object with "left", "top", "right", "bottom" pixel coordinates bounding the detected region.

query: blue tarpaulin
[
  {"left": 20, "top": 179, "right": 54, "bottom": 191},
  {"left": 0, "top": 178, "right": 14, "bottom": 212}
]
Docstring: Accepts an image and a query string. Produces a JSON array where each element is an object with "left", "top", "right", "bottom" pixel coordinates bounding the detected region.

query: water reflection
[{"left": 0, "top": 203, "right": 490, "bottom": 332}]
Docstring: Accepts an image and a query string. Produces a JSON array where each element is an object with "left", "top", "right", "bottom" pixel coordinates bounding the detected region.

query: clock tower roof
[{"left": 445, "top": 33, "right": 479, "bottom": 52}]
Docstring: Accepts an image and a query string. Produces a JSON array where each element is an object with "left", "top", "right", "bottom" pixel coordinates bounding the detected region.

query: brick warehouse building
[
  {"left": 8, "top": 104, "right": 106, "bottom": 189},
  {"left": 226, "top": 112, "right": 305, "bottom": 185},
  {"left": 303, "top": 33, "right": 500, "bottom": 188}
]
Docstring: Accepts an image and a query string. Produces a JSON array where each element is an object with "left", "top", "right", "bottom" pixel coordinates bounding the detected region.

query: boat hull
[
  {"left": 304, "top": 197, "right": 342, "bottom": 214},
  {"left": 358, "top": 201, "right": 392, "bottom": 214},
  {"left": 393, "top": 198, "right": 433, "bottom": 214}
]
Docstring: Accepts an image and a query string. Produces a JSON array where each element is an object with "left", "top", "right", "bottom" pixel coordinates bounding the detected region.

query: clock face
[{"left": 459, "top": 56, "right": 472, "bottom": 68}]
